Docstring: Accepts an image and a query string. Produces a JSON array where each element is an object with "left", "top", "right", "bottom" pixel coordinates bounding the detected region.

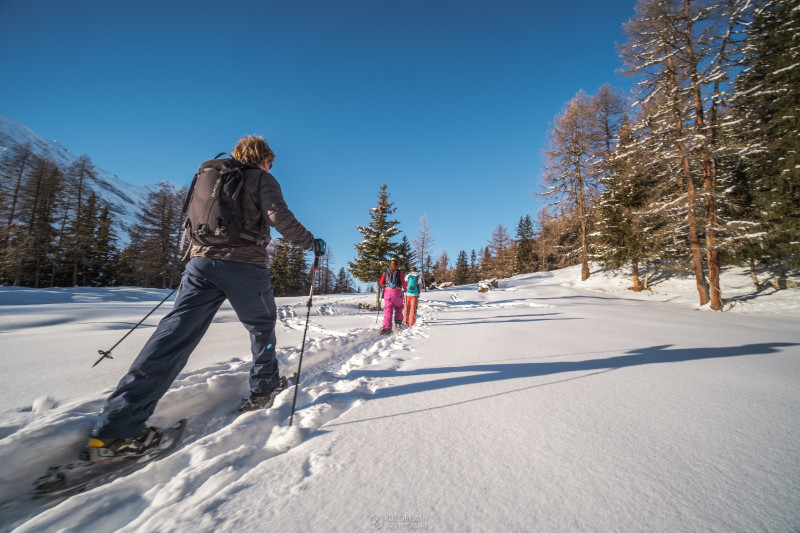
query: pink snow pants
[
  {"left": 383, "top": 288, "right": 404, "bottom": 330},
  {"left": 404, "top": 295, "right": 418, "bottom": 327}
]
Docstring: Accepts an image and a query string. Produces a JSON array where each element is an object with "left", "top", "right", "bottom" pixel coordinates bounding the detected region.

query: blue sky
[{"left": 1, "top": 0, "right": 637, "bottom": 285}]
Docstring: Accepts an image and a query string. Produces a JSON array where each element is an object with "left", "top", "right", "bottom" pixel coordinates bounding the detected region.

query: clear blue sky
[{"left": 1, "top": 0, "right": 636, "bottom": 285}]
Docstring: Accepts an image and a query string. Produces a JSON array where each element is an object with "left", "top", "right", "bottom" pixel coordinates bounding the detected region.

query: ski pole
[
  {"left": 289, "top": 254, "right": 320, "bottom": 427},
  {"left": 375, "top": 286, "right": 383, "bottom": 324},
  {"left": 92, "top": 286, "right": 178, "bottom": 367}
]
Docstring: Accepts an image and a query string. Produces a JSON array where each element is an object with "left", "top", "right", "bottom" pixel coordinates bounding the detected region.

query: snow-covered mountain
[{"left": 0, "top": 114, "right": 174, "bottom": 240}]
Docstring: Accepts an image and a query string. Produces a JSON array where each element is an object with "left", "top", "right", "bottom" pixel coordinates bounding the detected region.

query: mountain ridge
[{"left": 0, "top": 114, "right": 179, "bottom": 241}]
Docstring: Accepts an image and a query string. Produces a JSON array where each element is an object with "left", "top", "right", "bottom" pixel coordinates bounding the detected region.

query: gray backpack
[{"left": 181, "top": 153, "right": 262, "bottom": 247}]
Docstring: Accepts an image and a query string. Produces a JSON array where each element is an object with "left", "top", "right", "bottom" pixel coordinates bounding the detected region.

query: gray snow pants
[{"left": 91, "top": 257, "right": 280, "bottom": 439}]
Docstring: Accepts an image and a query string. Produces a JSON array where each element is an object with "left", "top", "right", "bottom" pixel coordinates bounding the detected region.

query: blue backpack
[{"left": 406, "top": 274, "right": 420, "bottom": 295}]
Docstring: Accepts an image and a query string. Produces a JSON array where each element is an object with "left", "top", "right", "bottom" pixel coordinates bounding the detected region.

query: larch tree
[
  {"left": 542, "top": 90, "right": 600, "bottom": 280},
  {"left": 65, "top": 155, "right": 98, "bottom": 286},
  {"left": 413, "top": 214, "right": 434, "bottom": 292},
  {"left": 125, "top": 184, "right": 185, "bottom": 289},
  {"left": 619, "top": 0, "right": 753, "bottom": 310},
  {"left": 485, "top": 223, "right": 515, "bottom": 279}
]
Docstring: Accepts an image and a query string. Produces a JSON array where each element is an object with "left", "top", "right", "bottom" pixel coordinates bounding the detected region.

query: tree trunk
[
  {"left": 683, "top": 1, "right": 721, "bottom": 310},
  {"left": 576, "top": 153, "right": 590, "bottom": 281},
  {"left": 668, "top": 54, "right": 709, "bottom": 306},
  {"left": 631, "top": 257, "right": 642, "bottom": 291},
  {"left": 749, "top": 255, "right": 760, "bottom": 291}
]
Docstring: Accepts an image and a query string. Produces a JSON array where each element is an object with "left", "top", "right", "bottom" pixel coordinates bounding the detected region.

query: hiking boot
[
  {"left": 80, "top": 426, "right": 163, "bottom": 462},
  {"left": 237, "top": 376, "right": 288, "bottom": 413}
]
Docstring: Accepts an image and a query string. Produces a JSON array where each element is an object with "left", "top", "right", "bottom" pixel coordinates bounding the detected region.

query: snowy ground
[{"left": 0, "top": 265, "right": 798, "bottom": 532}]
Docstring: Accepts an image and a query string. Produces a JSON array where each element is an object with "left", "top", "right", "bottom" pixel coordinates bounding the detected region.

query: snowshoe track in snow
[{"left": 0, "top": 303, "right": 434, "bottom": 530}]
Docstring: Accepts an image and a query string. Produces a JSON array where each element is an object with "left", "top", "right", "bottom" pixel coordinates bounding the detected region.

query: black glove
[{"left": 313, "top": 238, "right": 327, "bottom": 256}]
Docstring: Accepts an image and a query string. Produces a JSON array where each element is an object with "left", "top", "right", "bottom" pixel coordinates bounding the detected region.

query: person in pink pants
[{"left": 379, "top": 258, "right": 406, "bottom": 333}]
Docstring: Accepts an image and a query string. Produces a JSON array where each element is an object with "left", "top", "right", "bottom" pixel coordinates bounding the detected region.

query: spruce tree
[
  {"left": 396, "top": 235, "right": 416, "bottom": 270},
  {"left": 731, "top": 0, "right": 800, "bottom": 272},
  {"left": 594, "top": 118, "right": 666, "bottom": 289},
  {"left": 348, "top": 183, "right": 401, "bottom": 307},
  {"left": 288, "top": 244, "right": 309, "bottom": 296},
  {"left": 512, "top": 215, "right": 537, "bottom": 274},
  {"left": 269, "top": 238, "right": 292, "bottom": 296},
  {"left": 90, "top": 205, "right": 119, "bottom": 286},
  {"left": 423, "top": 254, "right": 434, "bottom": 288},
  {"left": 453, "top": 250, "right": 470, "bottom": 285},
  {"left": 333, "top": 267, "right": 354, "bottom": 293}
]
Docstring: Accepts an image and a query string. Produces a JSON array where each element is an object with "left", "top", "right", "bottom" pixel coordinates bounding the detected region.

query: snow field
[{"left": 0, "top": 265, "right": 798, "bottom": 532}]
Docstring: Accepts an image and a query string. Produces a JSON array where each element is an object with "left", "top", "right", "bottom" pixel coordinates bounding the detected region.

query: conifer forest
[{"left": 1, "top": 0, "right": 797, "bottom": 309}]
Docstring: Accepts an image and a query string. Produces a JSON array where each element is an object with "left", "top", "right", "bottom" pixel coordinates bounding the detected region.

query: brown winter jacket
[{"left": 190, "top": 165, "right": 314, "bottom": 263}]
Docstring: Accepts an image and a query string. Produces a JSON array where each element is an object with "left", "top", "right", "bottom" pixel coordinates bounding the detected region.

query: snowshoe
[
  {"left": 80, "top": 426, "right": 163, "bottom": 462},
  {"left": 237, "top": 374, "right": 294, "bottom": 413},
  {"left": 33, "top": 418, "right": 187, "bottom": 498}
]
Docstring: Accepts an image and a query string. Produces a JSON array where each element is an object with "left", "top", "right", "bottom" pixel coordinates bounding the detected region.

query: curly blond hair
[{"left": 232, "top": 136, "right": 275, "bottom": 167}]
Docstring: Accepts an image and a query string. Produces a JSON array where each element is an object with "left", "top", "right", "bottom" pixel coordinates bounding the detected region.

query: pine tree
[{"left": 348, "top": 183, "right": 401, "bottom": 307}]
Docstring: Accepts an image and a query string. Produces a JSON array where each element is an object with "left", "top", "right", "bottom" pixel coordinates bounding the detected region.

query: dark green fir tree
[{"left": 348, "top": 183, "right": 401, "bottom": 307}]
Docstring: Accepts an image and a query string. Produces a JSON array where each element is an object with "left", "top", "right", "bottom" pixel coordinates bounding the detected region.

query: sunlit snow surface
[{"left": 0, "top": 265, "right": 798, "bottom": 532}]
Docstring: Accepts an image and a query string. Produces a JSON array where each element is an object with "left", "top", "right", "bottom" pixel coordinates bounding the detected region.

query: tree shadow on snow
[{"left": 332, "top": 342, "right": 799, "bottom": 424}]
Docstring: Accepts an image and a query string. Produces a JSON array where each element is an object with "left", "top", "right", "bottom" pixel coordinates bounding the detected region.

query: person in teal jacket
[{"left": 403, "top": 265, "right": 421, "bottom": 327}]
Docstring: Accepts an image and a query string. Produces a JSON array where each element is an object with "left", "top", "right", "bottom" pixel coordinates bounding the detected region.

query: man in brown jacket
[{"left": 82, "top": 136, "right": 324, "bottom": 461}]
